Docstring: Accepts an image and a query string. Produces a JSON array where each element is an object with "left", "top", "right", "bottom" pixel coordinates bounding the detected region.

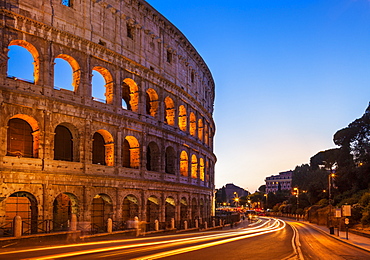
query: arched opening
[
  {"left": 200, "top": 199, "right": 205, "bottom": 219},
  {"left": 53, "top": 193, "right": 78, "bottom": 231},
  {"left": 205, "top": 124, "right": 209, "bottom": 146},
  {"left": 146, "top": 88, "right": 159, "bottom": 117},
  {"left": 121, "top": 82, "right": 131, "bottom": 110},
  {"left": 200, "top": 158, "right": 205, "bottom": 181},
  {"left": 146, "top": 196, "right": 159, "bottom": 231},
  {"left": 178, "top": 105, "right": 187, "bottom": 131},
  {"left": 123, "top": 78, "right": 139, "bottom": 112},
  {"left": 165, "top": 197, "right": 176, "bottom": 222},
  {"left": 91, "top": 194, "right": 113, "bottom": 233},
  {"left": 198, "top": 119, "right": 204, "bottom": 142},
  {"left": 146, "top": 142, "right": 160, "bottom": 172},
  {"left": 5, "top": 192, "right": 38, "bottom": 235},
  {"left": 54, "top": 54, "right": 80, "bottom": 92},
  {"left": 189, "top": 112, "right": 196, "bottom": 137},
  {"left": 165, "top": 146, "right": 176, "bottom": 174},
  {"left": 8, "top": 40, "right": 39, "bottom": 83},
  {"left": 122, "top": 136, "right": 140, "bottom": 168},
  {"left": 54, "top": 125, "right": 73, "bottom": 161},
  {"left": 7, "top": 117, "right": 37, "bottom": 158},
  {"left": 92, "top": 132, "right": 106, "bottom": 165},
  {"left": 92, "top": 130, "right": 114, "bottom": 166},
  {"left": 122, "top": 195, "right": 139, "bottom": 223},
  {"left": 164, "top": 96, "right": 175, "bottom": 125},
  {"left": 92, "top": 66, "right": 114, "bottom": 104},
  {"left": 191, "top": 154, "right": 198, "bottom": 179},
  {"left": 180, "top": 151, "right": 188, "bottom": 177}
]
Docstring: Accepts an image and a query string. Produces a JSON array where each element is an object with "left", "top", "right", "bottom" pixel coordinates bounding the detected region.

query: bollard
[
  {"left": 184, "top": 220, "right": 188, "bottom": 230},
  {"left": 155, "top": 219, "right": 159, "bottom": 231},
  {"left": 212, "top": 220, "right": 215, "bottom": 227},
  {"left": 70, "top": 214, "right": 77, "bottom": 231},
  {"left": 107, "top": 218, "right": 113, "bottom": 233},
  {"left": 204, "top": 221, "right": 208, "bottom": 230},
  {"left": 171, "top": 218, "right": 175, "bottom": 229},
  {"left": 195, "top": 219, "right": 198, "bottom": 228},
  {"left": 13, "top": 215, "right": 22, "bottom": 238}
]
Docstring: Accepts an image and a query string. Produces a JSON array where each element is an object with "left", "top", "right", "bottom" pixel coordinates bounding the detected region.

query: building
[
  {"left": 265, "top": 171, "right": 293, "bottom": 193},
  {"left": 216, "top": 183, "right": 249, "bottom": 206},
  {"left": 0, "top": 0, "right": 216, "bottom": 236}
]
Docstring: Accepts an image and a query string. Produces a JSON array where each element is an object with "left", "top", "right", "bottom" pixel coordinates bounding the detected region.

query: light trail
[{"left": 21, "top": 218, "right": 285, "bottom": 260}]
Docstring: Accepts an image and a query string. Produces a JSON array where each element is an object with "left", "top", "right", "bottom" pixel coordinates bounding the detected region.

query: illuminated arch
[
  {"left": 165, "top": 197, "right": 176, "bottom": 222},
  {"left": 123, "top": 136, "right": 140, "bottom": 168},
  {"left": 191, "top": 154, "right": 198, "bottom": 179},
  {"left": 8, "top": 40, "right": 40, "bottom": 84},
  {"left": 122, "top": 195, "right": 139, "bottom": 222},
  {"left": 123, "top": 78, "right": 139, "bottom": 112},
  {"left": 205, "top": 124, "right": 209, "bottom": 146},
  {"left": 92, "top": 66, "right": 114, "bottom": 104},
  {"left": 7, "top": 114, "right": 40, "bottom": 158},
  {"left": 180, "top": 197, "right": 188, "bottom": 222},
  {"left": 146, "top": 195, "right": 160, "bottom": 228},
  {"left": 91, "top": 193, "right": 113, "bottom": 232},
  {"left": 92, "top": 129, "right": 114, "bottom": 166},
  {"left": 164, "top": 96, "right": 175, "bottom": 126},
  {"left": 198, "top": 119, "right": 204, "bottom": 142},
  {"left": 200, "top": 158, "right": 205, "bottom": 181},
  {"left": 189, "top": 112, "right": 196, "bottom": 136},
  {"left": 54, "top": 54, "right": 81, "bottom": 92},
  {"left": 178, "top": 105, "right": 187, "bottom": 131},
  {"left": 180, "top": 150, "right": 188, "bottom": 177},
  {"left": 146, "top": 88, "right": 159, "bottom": 117}
]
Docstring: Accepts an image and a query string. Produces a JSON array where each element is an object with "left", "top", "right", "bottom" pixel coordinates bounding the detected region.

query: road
[{"left": 0, "top": 218, "right": 369, "bottom": 259}]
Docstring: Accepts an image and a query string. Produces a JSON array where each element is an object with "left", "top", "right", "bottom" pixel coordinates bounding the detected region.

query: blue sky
[{"left": 147, "top": 0, "right": 370, "bottom": 192}]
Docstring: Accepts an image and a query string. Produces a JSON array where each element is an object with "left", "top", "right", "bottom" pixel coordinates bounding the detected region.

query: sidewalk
[{"left": 303, "top": 221, "right": 370, "bottom": 252}]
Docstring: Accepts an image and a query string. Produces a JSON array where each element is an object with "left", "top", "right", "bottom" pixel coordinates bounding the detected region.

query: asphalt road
[{"left": 0, "top": 218, "right": 369, "bottom": 260}]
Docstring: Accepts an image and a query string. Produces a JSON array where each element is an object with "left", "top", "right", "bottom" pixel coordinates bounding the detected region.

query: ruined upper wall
[{"left": 5, "top": 0, "right": 215, "bottom": 114}]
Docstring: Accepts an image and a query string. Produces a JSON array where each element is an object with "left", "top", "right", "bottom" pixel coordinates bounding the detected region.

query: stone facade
[
  {"left": 265, "top": 171, "right": 293, "bottom": 193},
  {"left": 0, "top": 0, "right": 216, "bottom": 235}
]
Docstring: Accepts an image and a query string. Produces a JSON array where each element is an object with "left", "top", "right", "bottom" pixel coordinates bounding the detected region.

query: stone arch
[
  {"left": 54, "top": 54, "right": 81, "bottom": 92},
  {"left": 122, "top": 195, "right": 139, "bottom": 223},
  {"left": 52, "top": 192, "right": 79, "bottom": 231},
  {"left": 54, "top": 125, "right": 73, "bottom": 162},
  {"left": 165, "top": 146, "right": 176, "bottom": 174},
  {"left": 191, "top": 154, "right": 198, "bottom": 179},
  {"left": 178, "top": 105, "right": 187, "bottom": 131},
  {"left": 198, "top": 118, "right": 204, "bottom": 142},
  {"left": 180, "top": 150, "right": 188, "bottom": 177},
  {"left": 92, "top": 129, "right": 114, "bottom": 166},
  {"left": 8, "top": 40, "right": 40, "bottom": 84},
  {"left": 123, "top": 78, "right": 139, "bottom": 112},
  {"left": 205, "top": 124, "right": 209, "bottom": 146},
  {"left": 146, "top": 141, "right": 160, "bottom": 172},
  {"left": 199, "top": 157, "right": 205, "bottom": 181},
  {"left": 146, "top": 88, "right": 159, "bottom": 117},
  {"left": 7, "top": 114, "right": 40, "bottom": 158},
  {"left": 5, "top": 191, "right": 38, "bottom": 235},
  {"left": 146, "top": 195, "right": 160, "bottom": 230},
  {"left": 92, "top": 66, "right": 114, "bottom": 104},
  {"left": 200, "top": 198, "right": 205, "bottom": 219},
  {"left": 165, "top": 197, "right": 176, "bottom": 222},
  {"left": 122, "top": 136, "right": 140, "bottom": 168},
  {"left": 91, "top": 193, "right": 113, "bottom": 233},
  {"left": 164, "top": 96, "right": 175, "bottom": 125},
  {"left": 189, "top": 112, "right": 196, "bottom": 137}
]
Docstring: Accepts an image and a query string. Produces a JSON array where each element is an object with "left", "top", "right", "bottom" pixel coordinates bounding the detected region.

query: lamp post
[
  {"left": 293, "top": 187, "right": 299, "bottom": 221},
  {"left": 328, "top": 172, "right": 335, "bottom": 234}
]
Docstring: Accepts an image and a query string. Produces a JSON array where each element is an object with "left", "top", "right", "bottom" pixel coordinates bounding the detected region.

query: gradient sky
[{"left": 146, "top": 0, "right": 370, "bottom": 192}]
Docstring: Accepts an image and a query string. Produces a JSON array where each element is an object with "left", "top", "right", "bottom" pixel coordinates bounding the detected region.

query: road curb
[{"left": 303, "top": 222, "right": 370, "bottom": 253}]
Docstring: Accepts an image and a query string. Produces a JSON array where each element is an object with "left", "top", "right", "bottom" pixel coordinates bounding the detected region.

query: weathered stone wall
[{"left": 0, "top": 0, "right": 216, "bottom": 231}]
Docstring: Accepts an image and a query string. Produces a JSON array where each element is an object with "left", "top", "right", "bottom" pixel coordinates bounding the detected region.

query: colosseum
[{"left": 0, "top": 0, "right": 216, "bottom": 236}]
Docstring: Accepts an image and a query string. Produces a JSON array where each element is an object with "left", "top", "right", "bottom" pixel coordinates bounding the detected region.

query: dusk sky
[{"left": 147, "top": 0, "right": 370, "bottom": 192}]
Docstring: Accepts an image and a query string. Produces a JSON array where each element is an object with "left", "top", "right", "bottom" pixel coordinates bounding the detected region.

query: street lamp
[
  {"left": 328, "top": 172, "right": 335, "bottom": 234},
  {"left": 293, "top": 187, "right": 299, "bottom": 221}
]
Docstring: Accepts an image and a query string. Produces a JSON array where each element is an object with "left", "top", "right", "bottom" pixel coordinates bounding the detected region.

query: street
[{"left": 0, "top": 218, "right": 369, "bottom": 259}]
